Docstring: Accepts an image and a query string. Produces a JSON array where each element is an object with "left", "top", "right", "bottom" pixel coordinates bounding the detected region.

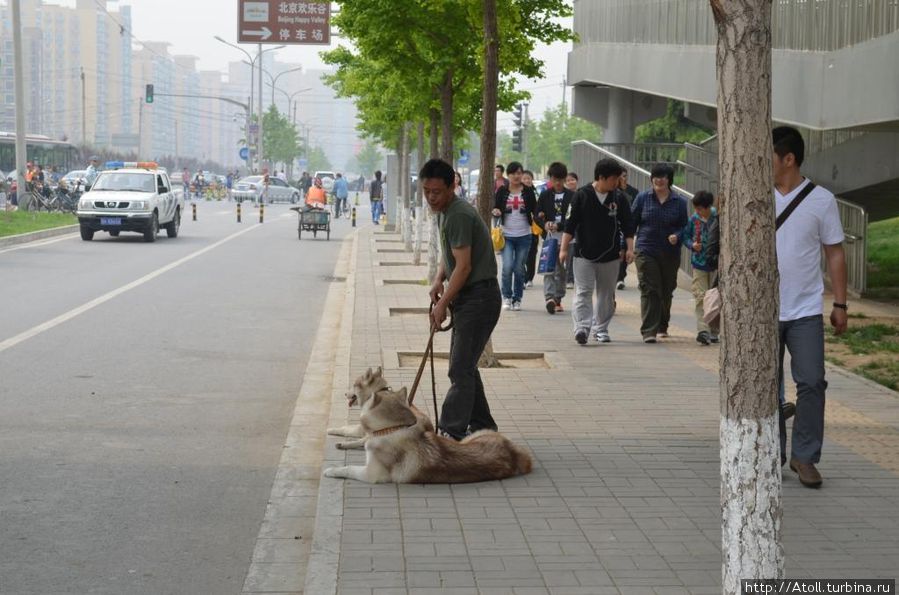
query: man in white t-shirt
[{"left": 773, "top": 126, "right": 848, "bottom": 488}]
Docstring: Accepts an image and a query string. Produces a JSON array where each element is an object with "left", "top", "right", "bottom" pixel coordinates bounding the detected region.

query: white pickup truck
[{"left": 76, "top": 163, "right": 183, "bottom": 242}]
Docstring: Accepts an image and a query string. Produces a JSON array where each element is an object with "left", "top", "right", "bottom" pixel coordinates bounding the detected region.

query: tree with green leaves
[
  {"left": 306, "top": 146, "right": 332, "bottom": 174},
  {"left": 352, "top": 140, "right": 384, "bottom": 177},
  {"left": 262, "top": 106, "right": 301, "bottom": 170}
]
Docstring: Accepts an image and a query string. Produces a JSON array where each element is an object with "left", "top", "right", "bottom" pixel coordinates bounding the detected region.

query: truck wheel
[
  {"left": 165, "top": 208, "right": 181, "bottom": 238},
  {"left": 80, "top": 226, "right": 94, "bottom": 241},
  {"left": 109, "top": 230, "right": 120, "bottom": 237},
  {"left": 144, "top": 212, "right": 158, "bottom": 243}
]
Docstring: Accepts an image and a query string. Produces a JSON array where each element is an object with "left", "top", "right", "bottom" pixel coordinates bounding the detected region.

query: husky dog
[
  {"left": 327, "top": 367, "right": 433, "bottom": 450},
  {"left": 324, "top": 387, "right": 533, "bottom": 484}
]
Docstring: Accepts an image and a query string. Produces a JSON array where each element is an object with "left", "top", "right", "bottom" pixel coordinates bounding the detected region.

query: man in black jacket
[
  {"left": 559, "top": 158, "right": 635, "bottom": 345},
  {"left": 535, "top": 161, "right": 575, "bottom": 314}
]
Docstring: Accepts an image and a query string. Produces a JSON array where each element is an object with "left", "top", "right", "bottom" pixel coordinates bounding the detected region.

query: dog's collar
[{"left": 370, "top": 423, "right": 414, "bottom": 437}]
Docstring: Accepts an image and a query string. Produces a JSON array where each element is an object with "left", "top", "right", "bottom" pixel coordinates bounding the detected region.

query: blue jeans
[
  {"left": 778, "top": 315, "right": 827, "bottom": 465},
  {"left": 501, "top": 234, "right": 531, "bottom": 301},
  {"left": 371, "top": 199, "right": 382, "bottom": 222}
]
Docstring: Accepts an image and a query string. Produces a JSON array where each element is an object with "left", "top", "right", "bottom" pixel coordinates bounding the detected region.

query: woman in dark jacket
[{"left": 491, "top": 161, "right": 537, "bottom": 311}]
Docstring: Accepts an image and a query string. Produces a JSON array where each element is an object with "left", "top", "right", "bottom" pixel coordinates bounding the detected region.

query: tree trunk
[
  {"left": 711, "top": 0, "right": 782, "bottom": 591},
  {"left": 401, "top": 122, "right": 413, "bottom": 251},
  {"left": 427, "top": 109, "right": 440, "bottom": 282},
  {"left": 440, "top": 71, "right": 454, "bottom": 164},
  {"left": 414, "top": 120, "right": 425, "bottom": 265},
  {"left": 476, "top": 0, "right": 501, "bottom": 369},
  {"left": 429, "top": 109, "right": 440, "bottom": 159}
]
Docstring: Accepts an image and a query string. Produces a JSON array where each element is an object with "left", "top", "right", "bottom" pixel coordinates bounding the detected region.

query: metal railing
[
  {"left": 574, "top": 0, "right": 899, "bottom": 51},
  {"left": 572, "top": 140, "right": 697, "bottom": 275},
  {"left": 574, "top": 138, "right": 870, "bottom": 294}
]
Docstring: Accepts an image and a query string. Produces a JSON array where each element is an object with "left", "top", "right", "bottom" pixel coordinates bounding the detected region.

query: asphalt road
[{"left": 0, "top": 201, "right": 355, "bottom": 594}]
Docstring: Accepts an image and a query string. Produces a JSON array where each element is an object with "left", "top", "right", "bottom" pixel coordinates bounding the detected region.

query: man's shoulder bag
[{"left": 775, "top": 181, "right": 816, "bottom": 231}]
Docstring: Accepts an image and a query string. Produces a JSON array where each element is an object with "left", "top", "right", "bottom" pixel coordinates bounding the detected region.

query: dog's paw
[
  {"left": 326, "top": 427, "right": 342, "bottom": 436},
  {"left": 324, "top": 467, "right": 347, "bottom": 479}
]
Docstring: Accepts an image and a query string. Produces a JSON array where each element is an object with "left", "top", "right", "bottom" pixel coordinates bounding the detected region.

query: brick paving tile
[{"left": 308, "top": 227, "right": 899, "bottom": 594}]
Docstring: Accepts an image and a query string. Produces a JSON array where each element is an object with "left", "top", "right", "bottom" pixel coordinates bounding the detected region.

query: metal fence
[
  {"left": 835, "top": 199, "right": 869, "bottom": 295},
  {"left": 574, "top": 0, "right": 899, "bottom": 51}
]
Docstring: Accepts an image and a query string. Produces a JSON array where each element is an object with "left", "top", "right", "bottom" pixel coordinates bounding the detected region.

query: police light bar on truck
[{"left": 104, "top": 161, "right": 159, "bottom": 170}]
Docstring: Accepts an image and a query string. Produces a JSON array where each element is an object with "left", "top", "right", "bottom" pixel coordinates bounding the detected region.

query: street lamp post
[{"left": 213, "top": 36, "right": 284, "bottom": 172}]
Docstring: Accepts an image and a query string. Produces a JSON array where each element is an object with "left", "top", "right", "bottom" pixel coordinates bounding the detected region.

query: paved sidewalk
[{"left": 307, "top": 225, "right": 899, "bottom": 594}]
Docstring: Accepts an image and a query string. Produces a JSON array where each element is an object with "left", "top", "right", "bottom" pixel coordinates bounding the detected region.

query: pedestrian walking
[
  {"left": 559, "top": 158, "right": 634, "bottom": 345},
  {"left": 616, "top": 169, "right": 639, "bottom": 290},
  {"left": 370, "top": 170, "right": 384, "bottom": 224},
  {"left": 564, "top": 172, "right": 579, "bottom": 287},
  {"left": 333, "top": 172, "right": 349, "bottom": 218},
  {"left": 492, "top": 162, "right": 537, "bottom": 311},
  {"left": 493, "top": 164, "right": 508, "bottom": 192},
  {"left": 523, "top": 170, "right": 540, "bottom": 289},
  {"left": 772, "top": 126, "right": 848, "bottom": 488},
  {"left": 535, "top": 161, "right": 575, "bottom": 314},
  {"left": 423, "top": 158, "right": 501, "bottom": 441},
  {"left": 632, "top": 163, "right": 689, "bottom": 343},
  {"left": 668, "top": 190, "right": 719, "bottom": 345}
]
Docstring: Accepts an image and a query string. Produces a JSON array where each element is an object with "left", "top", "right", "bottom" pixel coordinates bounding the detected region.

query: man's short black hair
[
  {"left": 692, "top": 190, "right": 714, "bottom": 209},
  {"left": 506, "top": 161, "right": 523, "bottom": 175},
  {"left": 523, "top": 170, "right": 534, "bottom": 178},
  {"left": 567, "top": 172, "right": 578, "bottom": 181},
  {"left": 650, "top": 163, "right": 675, "bottom": 188},
  {"left": 418, "top": 158, "right": 454, "bottom": 188},
  {"left": 495, "top": 164, "right": 505, "bottom": 173},
  {"left": 547, "top": 162, "right": 568, "bottom": 180},
  {"left": 594, "top": 158, "right": 625, "bottom": 181},
  {"left": 773, "top": 125, "right": 805, "bottom": 167}
]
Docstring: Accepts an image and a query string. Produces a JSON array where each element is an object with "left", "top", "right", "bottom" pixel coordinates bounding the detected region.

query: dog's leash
[{"left": 407, "top": 303, "right": 453, "bottom": 428}]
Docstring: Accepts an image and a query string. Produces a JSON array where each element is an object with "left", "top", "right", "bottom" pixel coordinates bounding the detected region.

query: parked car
[
  {"left": 313, "top": 170, "right": 336, "bottom": 192},
  {"left": 232, "top": 175, "right": 301, "bottom": 204},
  {"left": 61, "top": 169, "right": 87, "bottom": 187}
]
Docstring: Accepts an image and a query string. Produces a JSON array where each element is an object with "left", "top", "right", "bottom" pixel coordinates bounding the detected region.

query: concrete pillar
[{"left": 605, "top": 88, "right": 636, "bottom": 144}]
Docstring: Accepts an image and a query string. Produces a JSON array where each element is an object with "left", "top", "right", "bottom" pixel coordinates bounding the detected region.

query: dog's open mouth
[{"left": 347, "top": 394, "right": 358, "bottom": 407}]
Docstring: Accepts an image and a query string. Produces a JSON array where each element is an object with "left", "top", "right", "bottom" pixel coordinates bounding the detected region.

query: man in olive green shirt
[{"left": 422, "top": 158, "right": 501, "bottom": 440}]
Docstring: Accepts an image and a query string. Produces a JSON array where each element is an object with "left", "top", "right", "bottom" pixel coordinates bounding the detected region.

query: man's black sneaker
[
  {"left": 709, "top": 333, "right": 720, "bottom": 344},
  {"left": 781, "top": 401, "right": 796, "bottom": 420},
  {"left": 696, "top": 331, "right": 711, "bottom": 345},
  {"left": 545, "top": 299, "right": 556, "bottom": 314},
  {"left": 575, "top": 330, "right": 588, "bottom": 345}
]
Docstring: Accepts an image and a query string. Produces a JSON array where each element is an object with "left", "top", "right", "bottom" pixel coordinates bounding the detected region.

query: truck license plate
[{"left": 101, "top": 217, "right": 122, "bottom": 225}]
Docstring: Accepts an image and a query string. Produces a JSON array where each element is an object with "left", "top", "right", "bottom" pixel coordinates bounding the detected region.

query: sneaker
[
  {"left": 502, "top": 298, "right": 512, "bottom": 310},
  {"left": 696, "top": 331, "right": 711, "bottom": 345},
  {"left": 438, "top": 428, "right": 465, "bottom": 442},
  {"left": 643, "top": 335, "right": 657, "bottom": 344},
  {"left": 658, "top": 331, "right": 669, "bottom": 339},
  {"left": 596, "top": 332, "right": 611, "bottom": 343},
  {"left": 709, "top": 333, "right": 719, "bottom": 344},
  {"left": 575, "top": 330, "right": 588, "bottom": 345},
  {"left": 524, "top": 281, "right": 533, "bottom": 289},
  {"left": 616, "top": 281, "right": 625, "bottom": 290},
  {"left": 566, "top": 282, "right": 574, "bottom": 289},
  {"left": 555, "top": 302, "right": 564, "bottom": 313},
  {"left": 781, "top": 401, "right": 796, "bottom": 420},
  {"left": 545, "top": 299, "right": 556, "bottom": 314},
  {"left": 511, "top": 301, "right": 521, "bottom": 311}
]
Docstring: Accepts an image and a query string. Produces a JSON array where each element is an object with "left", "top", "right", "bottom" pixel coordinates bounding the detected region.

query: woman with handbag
[{"left": 492, "top": 162, "right": 537, "bottom": 311}]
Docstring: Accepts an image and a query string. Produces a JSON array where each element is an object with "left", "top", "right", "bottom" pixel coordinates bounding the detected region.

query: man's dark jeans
[
  {"left": 778, "top": 315, "right": 827, "bottom": 465},
  {"left": 439, "top": 278, "right": 501, "bottom": 439}
]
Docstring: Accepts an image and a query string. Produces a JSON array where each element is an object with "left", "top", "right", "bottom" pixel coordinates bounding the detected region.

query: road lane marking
[
  {"left": 0, "top": 224, "right": 261, "bottom": 354},
  {"left": 0, "top": 233, "right": 79, "bottom": 255}
]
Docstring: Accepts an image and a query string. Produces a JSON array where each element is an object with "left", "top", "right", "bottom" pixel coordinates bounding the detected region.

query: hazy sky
[{"left": 58, "top": 0, "right": 573, "bottom": 130}]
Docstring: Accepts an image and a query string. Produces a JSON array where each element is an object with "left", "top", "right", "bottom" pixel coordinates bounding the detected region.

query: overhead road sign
[{"left": 238, "top": 1, "right": 331, "bottom": 45}]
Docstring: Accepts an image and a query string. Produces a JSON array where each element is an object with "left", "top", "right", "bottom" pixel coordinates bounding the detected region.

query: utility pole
[
  {"left": 561, "top": 76, "right": 567, "bottom": 110},
  {"left": 257, "top": 43, "right": 264, "bottom": 173},
  {"left": 11, "top": 0, "right": 28, "bottom": 208},
  {"left": 137, "top": 96, "right": 144, "bottom": 156},
  {"left": 81, "top": 67, "right": 86, "bottom": 145}
]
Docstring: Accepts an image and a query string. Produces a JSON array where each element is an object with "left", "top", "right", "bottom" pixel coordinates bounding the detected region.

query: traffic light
[
  {"left": 512, "top": 103, "right": 523, "bottom": 128},
  {"left": 511, "top": 128, "right": 522, "bottom": 153},
  {"left": 145, "top": 84, "right": 154, "bottom": 104}
]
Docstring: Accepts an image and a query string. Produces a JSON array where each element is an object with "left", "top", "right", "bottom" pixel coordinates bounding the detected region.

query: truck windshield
[{"left": 92, "top": 173, "right": 156, "bottom": 192}]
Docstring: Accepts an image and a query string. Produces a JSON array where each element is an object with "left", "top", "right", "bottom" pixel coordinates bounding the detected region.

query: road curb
[
  {"left": 301, "top": 229, "right": 360, "bottom": 595},
  {"left": 0, "top": 224, "right": 79, "bottom": 248}
]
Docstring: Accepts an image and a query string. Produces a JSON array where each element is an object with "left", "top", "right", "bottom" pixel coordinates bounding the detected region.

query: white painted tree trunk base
[
  {"left": 427, "top": 212, "right": 439, "bottom": 282},
  {"left": 413, "top": 207, "right": 423, "bottom": 265},
  {"left": 720, "top": 413, "right": 783, "bottom": 592}
]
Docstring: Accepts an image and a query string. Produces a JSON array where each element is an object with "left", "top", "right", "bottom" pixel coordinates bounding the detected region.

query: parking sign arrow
[{"left": 241, "top": 26, "right": 272, "bottom": 40}]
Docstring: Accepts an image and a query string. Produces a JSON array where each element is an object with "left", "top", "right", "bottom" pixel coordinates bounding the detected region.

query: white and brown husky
[
  {"left": 324, "top": 386, "right": 533, "bottom": 484},
  {"left": 327, "top": 367, "right": 434, "bottom": 449}
]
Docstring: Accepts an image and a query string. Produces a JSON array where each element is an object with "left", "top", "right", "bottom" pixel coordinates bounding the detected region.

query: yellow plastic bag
[
  {"left": 531, "top": 220, "right": 543, "bottom": 235},
  {"left": 492, "top": 225, "right": 505, "bottom": 252}
]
